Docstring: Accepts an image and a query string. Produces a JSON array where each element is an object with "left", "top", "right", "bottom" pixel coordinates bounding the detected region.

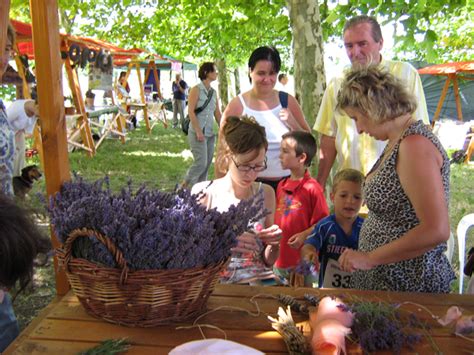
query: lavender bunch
[
  {"left": 48, "top": 176, "right": 265, "bottom": 270},
  {"left": 343, "top": 301, "right": 423, "bottom": 354}
]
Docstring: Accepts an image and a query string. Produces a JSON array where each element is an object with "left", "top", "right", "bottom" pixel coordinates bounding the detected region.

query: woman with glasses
[
  {"left": 215, "top": 46, "right": 311, "bottom": 191},
  {"left": 182, "top": 62, "right": 221, "bottom": 188},
  {"left": 192, "top": 116, "right": 282, "bottom": 284}
]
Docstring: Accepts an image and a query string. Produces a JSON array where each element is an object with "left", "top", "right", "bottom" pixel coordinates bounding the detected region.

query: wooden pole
[
  {"left": 432, "top": 76, "right": 451, "bottom": 125},
  {"left": 0, "top": 1, "right": 10, "bottom": 62},
  {"left": 452, "top": 75, "right": 463, "bottom": 121},
  {"left": 30, "top": 0, "right": 71, "bottom": 295},
  {"left": 135, "top": 62, "right": 150, "bottom": 132}
]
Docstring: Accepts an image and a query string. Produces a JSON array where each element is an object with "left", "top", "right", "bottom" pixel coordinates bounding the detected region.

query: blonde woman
[{"left": 337, "top": 66, "right": 455, "bottom": 293}]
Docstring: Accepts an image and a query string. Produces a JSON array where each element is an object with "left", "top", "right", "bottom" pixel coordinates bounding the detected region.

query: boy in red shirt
[{"left": 273, "top": 131, "right": 329, "bottom": 286}]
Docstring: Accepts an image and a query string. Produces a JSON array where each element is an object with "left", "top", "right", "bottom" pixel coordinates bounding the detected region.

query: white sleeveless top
[
  {"left": 238, "top": 94, "right": 290, "bottom": 179},
  {"left": 191, "top": 180, "right": 273, "bottom": 284}
]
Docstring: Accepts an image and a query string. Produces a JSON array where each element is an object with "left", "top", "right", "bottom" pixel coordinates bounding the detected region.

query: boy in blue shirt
[{"left": 300, "top": 169, "right": 364, "bottom": 288}]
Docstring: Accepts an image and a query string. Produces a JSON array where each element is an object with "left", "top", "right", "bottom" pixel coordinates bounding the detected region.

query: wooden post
[
  {"left": 432, "top": 76, "right": 451, "bottom": 125},
  {"left": 30, "top": 0, "right": 71, "bottom": 295},
  {"left": 134, "top": 61, "right": 150, "bottom": 132},
  {"left": 0, "top": 1, "right": 10, "bottom": 61},
  {"left": 452, "top": 75, "right": 463, "bottom": 121},
  {"left": 144, "top": 60, "right": 162, "bottom": 99},
  {"left": 64, "top": 53, "right": 95, "bottom": 155}
]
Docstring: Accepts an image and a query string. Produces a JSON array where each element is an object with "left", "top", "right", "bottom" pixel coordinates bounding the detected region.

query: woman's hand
[
  {"left": 338, "top": 249, "right": 376, "bottom": 272},
  {"left": 232, "top": 232, "right": 260, "bottom": 254},
  {"left": 195, "top": 130, "right": 205, "bottom": 142},
  {"left": 279, "top": 108, "right": 300, "bottom": 131},
  {"left": 256, "top": 224, "right": 282, "bottom": 245},
  {"left": 279, "top": 108, "right": 298, "bottom": 130}
]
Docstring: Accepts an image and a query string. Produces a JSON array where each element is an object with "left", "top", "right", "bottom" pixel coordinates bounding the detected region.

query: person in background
[
  {"left": 277, "top": 73, "right": 289, "bottom": 91},
  {"left": 182, "top": 62, "right": 221, "bottom": 188},
  {"left": 117, "top": 71, "right": 130, "bottom": 93},
  {"left": 300, "top": 169, "right": 364, "bottom": 288},
  {"left": 192, "top": 116, "right": 281, "bottom": 284},
  {"left": 215, "top": 46, "right": 311, "bottom": 191},
  {"left": 0, "top": 193, "right": 46, "bottom": 352},
  {"left": 0, "top": 23, "right": 16, "bottom": 196},
  {"left": 314, "top": 15, "right": 429, "bottom": 190},
  {"left": 273, "top": 131, "right": 328, "bottom": 286},
  {"left": 6, "top": 99, "right": 39, "bottom": 176},
  {"left": 336, "top": 65, "right": 455, "bottom": 293},
  {"left": 171, "top": 73, "right": 188, "bottom": 129}
]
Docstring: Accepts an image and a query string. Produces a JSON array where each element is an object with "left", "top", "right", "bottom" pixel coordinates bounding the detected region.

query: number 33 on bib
[{"left": 322, "top": 259, "right": 352, "bottom": 289}]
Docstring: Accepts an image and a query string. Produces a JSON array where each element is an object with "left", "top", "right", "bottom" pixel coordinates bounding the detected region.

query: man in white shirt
[{"left": 6, "top": 100, "right": 38, "bottom": 176}]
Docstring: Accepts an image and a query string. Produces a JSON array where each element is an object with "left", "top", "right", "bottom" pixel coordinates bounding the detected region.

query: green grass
[{"left": 14, "top": 121, "right": 474, "bottom": 332}]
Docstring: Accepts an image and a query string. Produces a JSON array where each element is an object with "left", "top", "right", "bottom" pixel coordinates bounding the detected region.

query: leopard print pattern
[{"left": 352, "top": 120, "right": 455, "bottom": 293}]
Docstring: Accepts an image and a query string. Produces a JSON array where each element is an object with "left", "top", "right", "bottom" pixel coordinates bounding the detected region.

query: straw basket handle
[{"left": 63, "top": 228, "right": 130, "bottom": 284}]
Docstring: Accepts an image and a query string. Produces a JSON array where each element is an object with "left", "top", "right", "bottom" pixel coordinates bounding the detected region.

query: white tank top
[{"left": 238, "top": 94, "right": 290, "bottom": 178}]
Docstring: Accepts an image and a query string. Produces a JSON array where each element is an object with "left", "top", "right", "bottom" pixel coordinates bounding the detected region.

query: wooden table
[{"left": 5, "top": 285, "right": 474, "bottom": 354}]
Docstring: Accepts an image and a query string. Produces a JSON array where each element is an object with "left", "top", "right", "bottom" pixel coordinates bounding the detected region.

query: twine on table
[{"left": 175, "top": 292, "right": 286, "bottom": 339}]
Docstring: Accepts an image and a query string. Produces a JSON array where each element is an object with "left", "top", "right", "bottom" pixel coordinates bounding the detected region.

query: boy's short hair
[
  {"left": 282, "top": 131, "right": 316, "bottom": 167},
  {"left": 332, "top": 168, "right": 365, "bottom": 193}
]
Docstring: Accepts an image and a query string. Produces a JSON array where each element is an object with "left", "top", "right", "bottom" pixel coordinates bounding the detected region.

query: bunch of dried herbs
[
  {"left": 48, "top": 176, "right": 265, "bottom": 270},
  {"left": 339, "top": 300, "right": 424, "bottom": 353}
]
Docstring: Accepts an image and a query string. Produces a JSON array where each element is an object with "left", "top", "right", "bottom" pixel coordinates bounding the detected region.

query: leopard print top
[{"left": 352, "top": 120, "right": 455, "bottom": 293}]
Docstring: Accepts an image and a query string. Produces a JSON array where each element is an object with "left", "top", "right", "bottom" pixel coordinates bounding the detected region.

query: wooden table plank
[
  {"left": 6, "top": 285, "right": 474, "bottom": 354},
  {"left": 45, "top": 295, "right": 459, "bottom": 338}
]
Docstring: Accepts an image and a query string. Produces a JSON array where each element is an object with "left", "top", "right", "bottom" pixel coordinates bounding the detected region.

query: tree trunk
[
  {"left": 216, "top": 59, "right": 229, "bottom": 111},
  {"left": 286, "top": 0, "right": 326, "bottom": 128},
  {"left": 233, "top": 67, "right": 240, "bottom": 97}
]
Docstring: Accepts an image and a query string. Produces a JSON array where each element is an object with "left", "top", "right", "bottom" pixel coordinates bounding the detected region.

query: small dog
[{"left": 13, "top": 165, "right": 43, "bottom": 198}]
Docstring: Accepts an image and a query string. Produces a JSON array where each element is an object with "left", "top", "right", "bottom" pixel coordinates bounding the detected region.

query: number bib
[{"left": 322, "top": 258, "right": 352, "bottom": 289}]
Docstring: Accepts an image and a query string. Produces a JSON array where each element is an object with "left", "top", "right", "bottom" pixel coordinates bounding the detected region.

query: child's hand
[
  {"left": 287, "top": 232, "right": 306, "bottom": 249},
  {"left": 256, "top": 224, "right": 282, "bottom": 245},
  {"left": 301, "top": 245, "right": 319, "bottom": 271}
]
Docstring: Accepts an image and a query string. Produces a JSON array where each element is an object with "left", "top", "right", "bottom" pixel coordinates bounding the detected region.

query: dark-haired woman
[
  {"left": 183, "top": 62, "right": 221, "bottom": 188},
  {"left": 192, "top": 116, "right": 282, "bottom": 284},
  {"left": 0, "top": 193, "right": 46, "bottom": 351},
  {"left": 215, "top": 46, "right": 311, "bottom": 191}
]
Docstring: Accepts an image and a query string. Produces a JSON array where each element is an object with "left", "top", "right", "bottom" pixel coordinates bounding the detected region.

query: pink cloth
[
  {"left": 309, "top": 297, "right": 354, "bottom": 355},
  {"left": 438, "top": 306, "right": 474, "bottom": 335}
]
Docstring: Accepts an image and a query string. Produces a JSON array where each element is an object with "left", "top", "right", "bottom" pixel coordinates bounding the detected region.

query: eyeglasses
[{"left": 231, "top": 156, "right": 267, "bottom": 173}]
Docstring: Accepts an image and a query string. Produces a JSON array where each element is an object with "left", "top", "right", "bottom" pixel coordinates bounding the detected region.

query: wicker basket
[{"left": 56, "top": 228, "right": 226, "bottom": 327}]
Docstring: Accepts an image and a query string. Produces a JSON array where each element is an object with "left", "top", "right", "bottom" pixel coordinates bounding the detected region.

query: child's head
[
  {"left": 224, "top": 115, "right": 268, "bottom": 185},
  {"left": 0, "top": 194, "right": 46, "bottom": 292},
  {"left": 280, "top": 131, "right": 316, "bottom": 170},
  {"left": 330, "top": 169, "right": 364, "bottom": 220}
]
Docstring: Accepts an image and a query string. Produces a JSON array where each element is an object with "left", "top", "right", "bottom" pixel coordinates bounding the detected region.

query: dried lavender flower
[
  {"left": 277, "top": 294, "right": 308, "bottom": 315},
  {"left": 48, "top": 176, "right": 265, "bottom": 270}
]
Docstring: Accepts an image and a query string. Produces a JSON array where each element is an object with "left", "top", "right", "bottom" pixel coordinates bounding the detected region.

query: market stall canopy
[
  {"left": 418, "top": 61, "right": 474, "bottom": 75},
  {"left": 11, "top": 19, "right": 144, "bottom": 60},
  {"left": 114, "top": 54, "right": 177, "bottom": 70},
  {"left": 418, "top": 61, "right": 474, "bottom": 123}
]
